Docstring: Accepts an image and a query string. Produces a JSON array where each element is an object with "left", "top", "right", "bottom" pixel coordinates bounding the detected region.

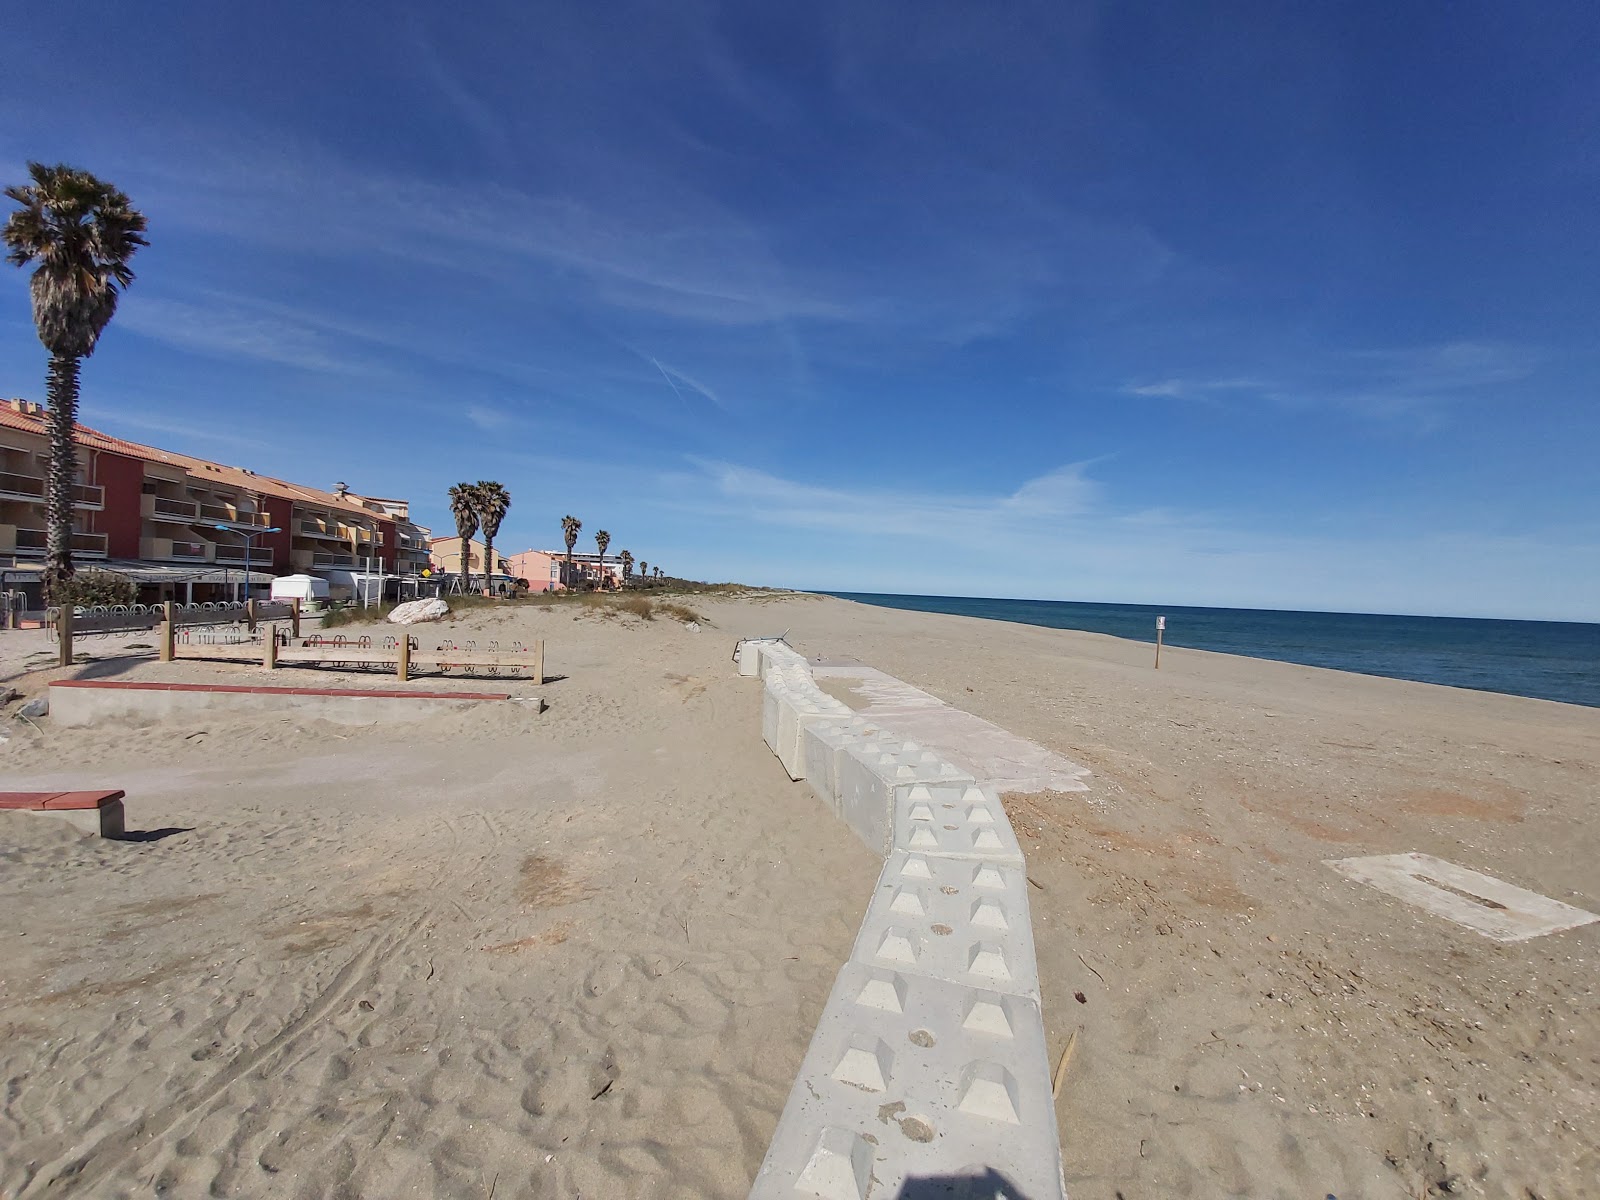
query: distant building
[
  {"left": 0, "top": 398, "right": 429, "bottom": 603},
  {"left": 503, "top": 548, "right": 560, "bottom": 592},
  {"left": 488, "top": 548, "right": 633, "bottom": 591},
  {"left": 429, "top": 536, "right": 513, "bottom": 585}
]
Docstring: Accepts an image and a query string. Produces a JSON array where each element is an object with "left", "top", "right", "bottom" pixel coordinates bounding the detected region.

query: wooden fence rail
[{"left": 168, "top": 632, "right": 544, "bottom": 684}]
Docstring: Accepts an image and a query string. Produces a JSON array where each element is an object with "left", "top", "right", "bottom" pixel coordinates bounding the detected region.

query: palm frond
[
  {"left": 447, "top": 482, "right": 480, "bottom": 540},
  {"left": 3, "top": 162, "right": 147, "bottom": 358},
  {"left": 473, "top": 480, "right": 511, "bottom": 540}
]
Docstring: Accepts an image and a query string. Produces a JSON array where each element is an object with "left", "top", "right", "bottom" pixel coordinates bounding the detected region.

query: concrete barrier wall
[{"left": 737, "top": 639, "right": 1067, "bottom": 1200}]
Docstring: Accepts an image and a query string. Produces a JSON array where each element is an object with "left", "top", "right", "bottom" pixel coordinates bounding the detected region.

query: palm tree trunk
[
  {"left": 483, "top": 536, "right": 493, "bottom": 597},
  {"left": 461, "top": 536, "right": 472, "bottom": 593},
  {"left": 44, "top": 354, "right": 82, "bottom": 604}
]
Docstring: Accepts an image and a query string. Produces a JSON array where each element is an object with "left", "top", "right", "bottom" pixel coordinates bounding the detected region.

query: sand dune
[{"left": 1, "top": 593, "right": 1595, "bottom": 1197}]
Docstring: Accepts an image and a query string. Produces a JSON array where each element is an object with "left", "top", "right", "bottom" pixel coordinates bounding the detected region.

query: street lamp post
[{"left": 216, "top": 525, "right": 281, "bottom": 602}]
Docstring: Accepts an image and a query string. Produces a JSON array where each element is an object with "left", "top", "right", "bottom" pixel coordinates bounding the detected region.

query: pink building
[
  {"left": 504, "top": 548, "right": 560, "bottom": 592},
  {"left": 504, "top": 548, "right": 626, "bottom": 591}
]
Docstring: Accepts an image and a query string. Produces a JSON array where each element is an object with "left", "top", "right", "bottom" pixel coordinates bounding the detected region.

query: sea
[{"left": 825, "top": 593, "right": 1600, "bottom": 710}]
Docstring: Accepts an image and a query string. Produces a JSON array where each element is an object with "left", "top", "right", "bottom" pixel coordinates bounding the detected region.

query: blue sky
[{"left": 3, "top": 1, "right": 1596, "bottom": 620}]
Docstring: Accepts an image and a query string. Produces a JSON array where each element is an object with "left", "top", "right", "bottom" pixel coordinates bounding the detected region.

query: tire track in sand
[{"left": 17, "top": 813, "right": 471, "bottom": 1198}]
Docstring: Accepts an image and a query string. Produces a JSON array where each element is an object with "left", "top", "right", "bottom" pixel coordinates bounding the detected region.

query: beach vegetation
[
  {"left": 54, "top": 568, "right": 137, "bottom": 609},
  {"left": 3, "top": 163, "right": 147, "bottom": 603}
]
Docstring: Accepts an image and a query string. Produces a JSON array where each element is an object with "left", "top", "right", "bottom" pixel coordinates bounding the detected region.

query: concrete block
[
  {"left": 746, "top": 961, "right": 1066, "bottom": 1200},
  {"left": 837, "top": 740, "right": 976, "bottom": 857},
  {"left": 802, "top": 716, "right": 878, "bottom": 812},
  {"left": 45, "top": 799, "right": 125, "bottom": 838},
  {"left": 756, "top": 640, "right": 807, "bottom": 679},
  {"left": 849, "top": 850, "right": 1040, "bottom": 1001},
  {"left": 736, "top": 637, "right": 783, "bottom": 677},
  {"left": 762, "top": 683, "right": 783, "bottom": 754},
  {"left": 775, "top": 692, "right": 854, "bottom": 782},
  {"left": 893, "top": 783, "right": 1026, "bottom": 867}
]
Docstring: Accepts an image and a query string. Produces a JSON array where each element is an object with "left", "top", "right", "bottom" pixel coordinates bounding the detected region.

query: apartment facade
[
  {"left": 428, "top": 536, "right": 512, "bottom": 581},
  {"left": 500, "top": 549, "right": 625, "bottom": 591},
  {"left": 0, "top": 399, "right": 430, "bottom": 601}
]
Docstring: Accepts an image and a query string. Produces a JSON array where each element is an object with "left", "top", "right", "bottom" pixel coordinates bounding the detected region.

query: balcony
[
  {"left": 14, "top": 528, "right": 109, "bottom": 558},
  {"left": 214, "top": 545, "right": 273, "bottom": 567},
  {"left": 146, "top": 494, "right": 200, "bottom": 522},
  {"left": 311, "top": 551, "right": 382, "bottom": 570},
  {"left": 0, "top": 470, "right": 105, "bottom": 509},
  {"left": 199, "top": 503, "right": 270, "bottom": 528},
  {"left": 141, "top": 536, "right": 215, "bottom": 563},
  {"left": 298, "top": 519, "right": 342, "bottom": 540}
]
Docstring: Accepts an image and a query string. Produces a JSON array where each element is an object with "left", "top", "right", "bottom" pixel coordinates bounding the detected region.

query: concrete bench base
[
  {"left": 0, "top": 791, "right": 126, "bottom": 838},
  {"left": 48, "top": 680, "right": 538, "bottom": 727}
]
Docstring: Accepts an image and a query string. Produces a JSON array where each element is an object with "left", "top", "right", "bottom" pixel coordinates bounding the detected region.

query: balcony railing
[
  {"left": 168, "top": 541, "right": 210, "bottom": 560},
  {"left": 150, "top": 495, "right": 200, "bottom": 520},
  {"left": 215, "top": 546, "right": 273, "bottom": 566},
  {"left": 14, "top": 528, "right": 109, "bottom": 556},
  {"left": 311, "top": 551, "right": 382, "bottom": 570},
  {"left": 0, "top": 471, "right": 105, "bottom": 508},
  {"left": 199, "top": 504, "right": 269, "bottom": 527}
]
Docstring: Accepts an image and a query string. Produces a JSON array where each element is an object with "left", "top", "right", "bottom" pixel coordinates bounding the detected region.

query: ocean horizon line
[
  {"left": 819, "top": 590, "right": 1598, "bottom": 629},
  {"left": 819, "top": 591, "right": 1600, "bottom": 709}
]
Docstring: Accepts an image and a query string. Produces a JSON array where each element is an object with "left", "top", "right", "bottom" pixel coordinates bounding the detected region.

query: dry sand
[{"left": 1, "top": 593, "right": 1596, "bottom": 1198}]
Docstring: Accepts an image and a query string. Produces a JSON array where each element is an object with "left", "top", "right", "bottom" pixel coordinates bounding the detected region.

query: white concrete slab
[
  {"left": 1326, "top": 852, "right": 1600, "bottom": 942},
  {"left": 850, "top": 850, "right": 1040, "bottom": 1001},
  {"left": 837, "top": 739, "right": 975, "bottom": 857},
  {"left": 812, "top": 661, "right": 1090, "bottom": 795},
  {"left": 802, "top": 716, "right": 880, "bottom": 812},
  {"left": 895, "top": 783, "right": 1026, "bottom": 868},
  {"left": 747, "top": 962, "right": 1066, "bottom": 1200}
]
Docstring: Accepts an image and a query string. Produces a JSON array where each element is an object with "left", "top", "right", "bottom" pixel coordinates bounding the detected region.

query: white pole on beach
[{"left": 1155, "top": 614, "right": 1165, "bottom": 669}]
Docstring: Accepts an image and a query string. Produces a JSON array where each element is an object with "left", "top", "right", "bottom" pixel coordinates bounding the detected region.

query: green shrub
[{"left": 56, "top": 569, "right": 136, "bottom": 609}]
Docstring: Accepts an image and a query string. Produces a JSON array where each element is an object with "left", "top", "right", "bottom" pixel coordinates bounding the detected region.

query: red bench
[{"left": 0, "top": 790, "right": 125, "bottom": 838}]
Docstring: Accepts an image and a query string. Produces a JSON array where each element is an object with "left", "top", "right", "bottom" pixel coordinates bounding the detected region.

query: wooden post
[
  {"left": 1154, "top": 615, "right": 1165, "bottom": 670},
  {"left": 246, "top": 598, "right": 258, "bottom": 634},
  {"left": 56, "top": 604, "right": 74, "bottom": 668},
  {"left": 263, "top": 625, "right": 278, "bottom": 670},
  {"left": 533, "top": 638, "right": 545, "bottom": 686},
  {"left": 289, "top": 596, "right": 301, "bottom": 640},
  {"left": 160, "top": 601, "right": 175, "bottom": 662},
  {"left": 397, "top": 633, "right": 411, "bottom": 682}
]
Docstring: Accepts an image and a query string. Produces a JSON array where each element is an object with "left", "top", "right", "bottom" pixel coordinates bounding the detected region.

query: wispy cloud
[
  {"left": 648, "top": 356, "right": 727, "bottom": 412},
  {"left": 678, "top": 458, "right": 1104, "bottom": 544},
  {"left": 465, "top": 404, "right": 514, "bottom": 432},
  {"left": 1121, "top": 341, "right": 1540, "bottom": 423},
  {"left": 115, "top": 294, "right": 383, "bottom": 376},
  {"left": 658, "top": 456, "right": 1598, "bottom": 620},
  {"left": 76, "top": 405, "right": 268, "bottom": 453}
]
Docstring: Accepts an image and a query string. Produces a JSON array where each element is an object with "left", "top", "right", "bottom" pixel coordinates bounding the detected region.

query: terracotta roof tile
[{"left": 0, "top": 404, "right": 384, "bottom": 519}]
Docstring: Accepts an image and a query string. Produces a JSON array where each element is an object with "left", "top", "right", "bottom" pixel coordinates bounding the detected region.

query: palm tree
[
  {"left": 594, "top": 530, "right": 611, "bottom": 590},
  {"left": 654, "top": 566, "right": 663, "bottom": 581},
  {"left": 473, "top": 480, "right": 510, "bottom": 596},
  {"left": 3, "top": 164, "right": 147, "bottom": 601},
  {"left": 640, "top": 560, "right": 648, "bottom": 581},
  {"left": 561, "top": 515, "right": 581, "bottom": 590},
  {"left": 619, "top": 550, "right": 634, "bottom": 586},
  {"left": 448, "top": 483, "right": 479, "bottom": 592}
]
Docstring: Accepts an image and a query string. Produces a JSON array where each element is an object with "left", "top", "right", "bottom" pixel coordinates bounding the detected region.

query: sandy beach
[{"left": 1, "top": 593, "right": 1595, "bottom": 1198}]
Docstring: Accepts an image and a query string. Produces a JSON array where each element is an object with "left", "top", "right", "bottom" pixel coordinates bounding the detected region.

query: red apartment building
[{"left": 0, "top": 399, "right": 430, "bottom": 603}]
